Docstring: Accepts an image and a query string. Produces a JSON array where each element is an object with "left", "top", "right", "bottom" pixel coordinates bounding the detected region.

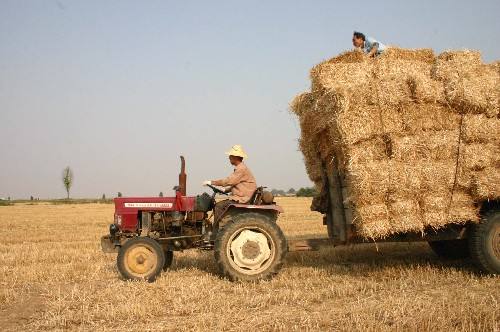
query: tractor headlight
[{"left": 114, "top": 214, "right": 122, "bottom": 226}]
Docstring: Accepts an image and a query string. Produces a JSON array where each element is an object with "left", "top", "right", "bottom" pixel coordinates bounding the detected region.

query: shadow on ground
[{"left": 285, "top": 241, "right": 478, "bottom": 276}]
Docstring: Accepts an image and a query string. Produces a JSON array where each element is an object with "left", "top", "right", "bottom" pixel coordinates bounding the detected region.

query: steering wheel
[{"left": 207, "top": 184, "right": 228, "bottom": 195}]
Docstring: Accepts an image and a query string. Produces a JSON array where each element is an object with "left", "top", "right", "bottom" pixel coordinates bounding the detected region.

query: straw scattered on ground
[{"left": 0, "top": 201, "right": 498, "bottom": 331}]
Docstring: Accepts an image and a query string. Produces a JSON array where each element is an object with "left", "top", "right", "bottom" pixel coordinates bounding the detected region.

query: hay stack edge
[{"left": 291, "top": 48, "right": 500, "bottom": 239}]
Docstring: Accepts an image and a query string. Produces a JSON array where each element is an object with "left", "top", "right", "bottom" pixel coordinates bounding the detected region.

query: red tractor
[{"left": 101, "top": 156, "right": 287, "bottom": 282}]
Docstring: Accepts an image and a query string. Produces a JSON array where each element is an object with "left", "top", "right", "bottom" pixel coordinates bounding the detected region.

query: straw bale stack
[{"left": 291, "top": 48, "right": 500, "bottom": 239}]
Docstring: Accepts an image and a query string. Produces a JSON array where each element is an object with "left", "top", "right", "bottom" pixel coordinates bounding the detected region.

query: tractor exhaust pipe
[{"left": 179, "top": 156, "right": 187, "bottom": 196}]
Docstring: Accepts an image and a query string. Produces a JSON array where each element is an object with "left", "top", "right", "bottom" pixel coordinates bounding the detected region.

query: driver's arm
[{"left": 211, "top": 168, "right": 244, "bottom": 187}]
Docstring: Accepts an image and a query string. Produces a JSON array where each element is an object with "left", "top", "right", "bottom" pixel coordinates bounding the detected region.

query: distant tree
[
  {"left": 30, "top": 196, "right": 34, "bottom": 201},
  {"left": 117, "top": 192, "right": 122, "bottom": 198},
  {"left": 287, "top": 188, "right": 296, "bottom": 194},
  {"left": 159, "top": 192, "right": 164, "bottom": 197},
  {"left": 101, "top": 193, "right": 106, "bottom": 200},
  {"left": 62, "top": 166, "right": 74, "bottom": 199},
  {"left": 296, "top": 187, "right": 317, "bottom": 197}
]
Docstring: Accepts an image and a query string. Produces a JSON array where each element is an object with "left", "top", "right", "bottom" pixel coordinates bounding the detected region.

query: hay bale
[
  {"left": 400, "top": 104, "right": 461, "bottom": 133},
  {"left": 345, "top": 160, "right": 457, "bottom": 205},
  {"left": 312, "top": 49, "right": 444, "bottom": 107},
  {"left": 460, "top": 143, "right": 499, "bottom": 171},
  {"left": 352, "top": 203, "right": 390, "bottom": 239},
  {"left": 291, "top": 92, "right": 325, "bottom": 186},
  {"left": 382, "top": 48, "right": 435, "bottom": 63},
  {"left": 323, "top": 49, "right": 367, "bottom": 64},
  {"left": 470, "top": 167, "right": 500, "bottom": 200},
  {"left": 462, "top": 114, "right": 500, "bottom": 144},
  {"left": 387, "top": 199, "right": 422, "bottom": 234},
  {"left": 422, "top": 191, "right": 478, "bottom": 228},
  {"left": 407, "top": 72, "right": 446, "bottom": 103},
  {"left": 345, "top": 160, "right": 390, "bottom": 205},
  {"left": 292, "top": 48, "right": 499, "bottom": 239},
  {"left": 346, "top": 137, "right": 387, "bottom": 167},
  {"left": 333, "top": 104, "right": 404, "bottom": 146},
  {"left": 310, "top": 57, "right": 371, "bottom": 97},
  {"left": 433, "top": 51, "right": 499, "bottom": 117},
  {"left": 390, "top": 130, "right": 458, "bottom": 161},
  {"left": 456, "top": 143, "right": 499, "bottom": 197},
  {"left": 372, "top": 76, "right": 414, "bottom": 106},
  {"left": 290, "top": 92, "right": 314, "bottom": 117},
  {"left": 419, "top": 162, "right": 456, "bottom": 192},
  {"left": 442, "top": 64, "right": 499, "bottom": 117},
  {"left": 298, "top": 137, "right": 323, "bottom": 184},
  {"left": 432, "top": 50, "right": 482, "bottom": 80},
  {"left": 448, "top": 191, "right": 480, "bottom": 223}
]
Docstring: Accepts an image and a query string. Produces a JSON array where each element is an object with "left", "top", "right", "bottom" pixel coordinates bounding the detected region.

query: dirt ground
[{"left": 0, "top": 197, "right": 498, "bottom": 331}]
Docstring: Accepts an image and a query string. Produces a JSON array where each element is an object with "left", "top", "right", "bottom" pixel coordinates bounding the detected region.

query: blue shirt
[{"left": 363, "top": 36, "right": 386, "bottom": 56}]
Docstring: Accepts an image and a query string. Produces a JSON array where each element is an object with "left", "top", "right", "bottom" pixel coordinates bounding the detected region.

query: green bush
[{"left": 296, "top": 187, "right": 317, "bottom": 197}]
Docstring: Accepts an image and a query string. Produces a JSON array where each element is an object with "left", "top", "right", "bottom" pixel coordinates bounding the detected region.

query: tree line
[
  {"left": 2, "top": 166, "right": 317, "bottom": 200},
  {"left": 270, "top": 187, "right": 317, "bottom": 197}
]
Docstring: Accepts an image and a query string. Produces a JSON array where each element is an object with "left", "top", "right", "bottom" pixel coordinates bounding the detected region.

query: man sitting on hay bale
[{"left": 352, "top": 31, "right": 386, "bottom": 57}]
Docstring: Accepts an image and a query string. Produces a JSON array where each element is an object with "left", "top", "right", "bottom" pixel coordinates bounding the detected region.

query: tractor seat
[{"left": 248, "top": 187, "right": 274, "bottom": 205}]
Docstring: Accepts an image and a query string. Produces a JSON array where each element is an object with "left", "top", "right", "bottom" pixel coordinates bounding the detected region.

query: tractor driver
[{"left": 203, "top": 145, "right": 257, "bottom": 220}]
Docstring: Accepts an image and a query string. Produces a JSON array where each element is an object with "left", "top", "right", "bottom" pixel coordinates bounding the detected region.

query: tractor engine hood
[{"left": 113, "top": 196, "right": 196, "bottom": 231}]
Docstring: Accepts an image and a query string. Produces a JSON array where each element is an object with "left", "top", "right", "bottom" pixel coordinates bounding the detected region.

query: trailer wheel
[
  {"left": 117, "top": 237, "right": 165, "bottom": 282},
  {"left": 469, "top": 209, "right": 500, "bottom": 274},
  {"left": 163, "top": 250, "right": 174, "bottom": 271},
  {"left": 214, "top": 212, "right": 287, "bottom": 281},
  {"left": 428, "top": 239, "right": 469, "bottom": 259}
]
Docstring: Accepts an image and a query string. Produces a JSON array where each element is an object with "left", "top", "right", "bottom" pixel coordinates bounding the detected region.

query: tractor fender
[
  {"left": 223, "top": 204, "right": 283, "bottom": 224},
  {"left": 215, "top": 204, "right": 283, "bottom": 236},
  {"left": 228, "top": 203, "right": 284, "bottom": 213}
]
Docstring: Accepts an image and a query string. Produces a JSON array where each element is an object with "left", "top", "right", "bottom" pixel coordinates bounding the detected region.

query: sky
[{"left": 1, "top": 0, "right": 499, "bottom": 199}]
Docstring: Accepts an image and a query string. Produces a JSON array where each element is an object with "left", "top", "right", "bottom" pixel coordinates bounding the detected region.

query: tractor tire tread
[
  {"left": 469, "top": 208, "right": 500, "bottom": 275},
  {"left": 117, "top": 237, "right": 165, "bottom": 282},
  {"left": 214, "top": 212, "right": 287, "bottom": 282}
]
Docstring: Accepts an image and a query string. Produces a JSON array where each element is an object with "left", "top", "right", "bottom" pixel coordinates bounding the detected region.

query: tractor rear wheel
[
  {"left": 469, "top": 209, "right": 500, "bottom": 274},
  {"left": 214, "top": 212, "right": 287, "bottom": 281},
  {"left": 117, "top": 237, "right": 165, "bottom": 282},
  {"left": 428, "top": 239, "right": 469, "bottom": 259}
]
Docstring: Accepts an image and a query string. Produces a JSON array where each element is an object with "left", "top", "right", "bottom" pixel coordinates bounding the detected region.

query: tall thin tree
[{"left": 62, "top": 166, "right": 73, "bottom": 199}]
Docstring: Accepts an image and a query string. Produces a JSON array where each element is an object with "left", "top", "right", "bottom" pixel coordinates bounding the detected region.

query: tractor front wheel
[
  {"left": 214, "top": 212, "right": 287, "bottom": 281},
  {"left": 117, "top": 237, "right": 165, "bottom": 282}
]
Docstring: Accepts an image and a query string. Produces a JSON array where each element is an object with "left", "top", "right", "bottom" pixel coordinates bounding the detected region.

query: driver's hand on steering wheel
[{"left": 202, "top": 180, "right": 212, "bottom": 186}]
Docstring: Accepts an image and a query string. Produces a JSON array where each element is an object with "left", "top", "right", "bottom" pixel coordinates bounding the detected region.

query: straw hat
[{"left": 225, "top": 145, "right": 248, "bottom": 158}]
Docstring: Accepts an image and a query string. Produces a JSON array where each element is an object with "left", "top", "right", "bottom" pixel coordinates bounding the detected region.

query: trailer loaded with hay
[{"left": 290, "top": 48, "right": 499, "bottom": 274}]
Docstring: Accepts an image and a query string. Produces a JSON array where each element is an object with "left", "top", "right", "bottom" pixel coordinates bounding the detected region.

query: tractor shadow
[
  {"left": 285, "top": 241, "right": 479, "bottom": 277},
  {"left": 144, "top": 242, "right": 480, "bottom": 281},
  {"left": 168, "top": 250, "right": 221, "bottom": 277}
]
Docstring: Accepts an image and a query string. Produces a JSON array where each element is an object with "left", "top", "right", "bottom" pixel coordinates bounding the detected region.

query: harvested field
[{"left": 1, "top": 199, "right": 498, "bottom": 331}]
